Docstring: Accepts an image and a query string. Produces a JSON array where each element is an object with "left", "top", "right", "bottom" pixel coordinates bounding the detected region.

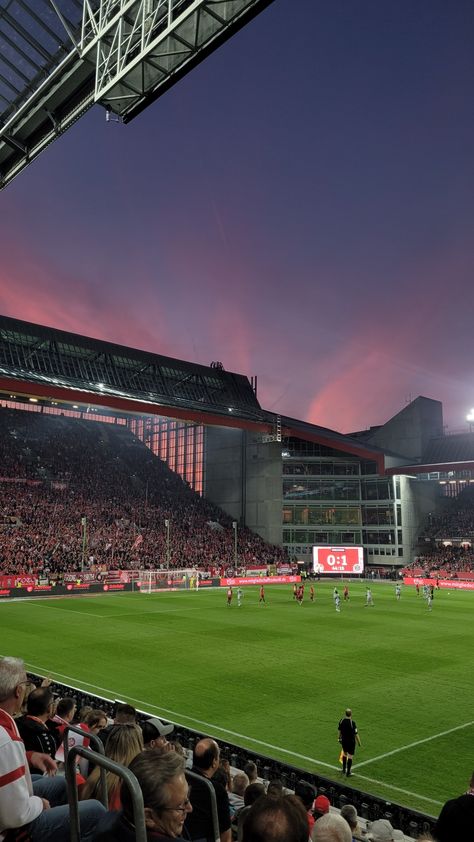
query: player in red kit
[
  {"left": 227, "top": 587, "right": 233, "bottom": 606},
  {"left": 259, "top": 585, "right": 265, "bottom": 604},
  {"left": 343, "top": 585, "right": 349, "bottom": 601}
]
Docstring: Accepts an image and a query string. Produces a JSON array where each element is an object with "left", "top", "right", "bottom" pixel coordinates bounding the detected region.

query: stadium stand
[{"left": 0, "top": 408, "right": 287, "bottom": 576}]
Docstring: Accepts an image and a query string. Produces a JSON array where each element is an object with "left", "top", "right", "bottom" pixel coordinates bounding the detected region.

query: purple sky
[{"left": 1, "top": 0, "right": 473, "bottom": 434}]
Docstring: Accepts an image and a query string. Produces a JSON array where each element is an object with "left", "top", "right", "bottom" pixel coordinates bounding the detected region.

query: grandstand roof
[
  {"left": 0, "top": 313, "right": 391, "bottom": 469},
  {"left": 0, "top": 313, "right": 265, "bottom": 426}
]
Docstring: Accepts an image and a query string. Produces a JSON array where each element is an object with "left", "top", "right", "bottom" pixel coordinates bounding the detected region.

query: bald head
[
  {"left": 312, "top": 813, "right": 352, "bottom": 842},
  {"left": 193, "top": 738, "right": 220, "bottom": 774}
]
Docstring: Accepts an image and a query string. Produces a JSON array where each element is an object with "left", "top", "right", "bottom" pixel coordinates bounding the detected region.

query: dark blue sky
[{"left": 1, "top": 0, "right": 473, "bottom": 432}]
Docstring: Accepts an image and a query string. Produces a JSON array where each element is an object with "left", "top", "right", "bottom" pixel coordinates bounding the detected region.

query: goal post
[{"left": 137, "top": 569, "right": 199, "bottom": 593}]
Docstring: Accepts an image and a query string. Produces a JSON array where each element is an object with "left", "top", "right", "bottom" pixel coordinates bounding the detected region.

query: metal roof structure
[
  {"left": 0, "top": 313, "right": 392, "bottom": 470},
  {"left": 0, "top": 0, "right": 275, "bottom": 189},
  {"left": 0, "top": 313, "right": 266, "bottom": 427}
]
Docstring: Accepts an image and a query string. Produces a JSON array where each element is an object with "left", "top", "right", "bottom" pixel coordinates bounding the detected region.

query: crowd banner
[
  {"left": 220, "top": 575, "right": 301, "bottom": 586},
  {"left": 403, "top": 576, "right": 474, "bottom": 591}
]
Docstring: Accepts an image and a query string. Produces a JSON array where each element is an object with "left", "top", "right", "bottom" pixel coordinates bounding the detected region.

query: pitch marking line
[
  {"left": 356, "top": 720, "right": 474, "bottom": 769},
  {"left": 7, "top": 602, "right": 201, "bottom": 619},
  {"left": 17, "top": 659, "right": 441, "bottom": 806}
]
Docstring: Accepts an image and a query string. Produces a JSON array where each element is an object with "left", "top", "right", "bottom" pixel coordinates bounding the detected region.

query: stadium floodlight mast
[
  {"left": 467, "top": 409, "right": 474, "bottom": 431},
  {"left": 232, "top": 521, "right": 238, "bottom": 566},
  {"left": 165, "top": 519, "right": 170, "bottom": 570},
  {"left": 81, "top": 516, "right": 87, "bottom": 572}
]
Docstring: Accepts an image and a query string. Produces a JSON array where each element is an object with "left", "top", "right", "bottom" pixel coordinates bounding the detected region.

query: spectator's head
[
  {"left": 83, "top": 708, "right": 108, "bottom": 734},
  {"left": 104, "top": 723, "right": 144, "bottom": 765},
  {"left": 242, "top": 794, "right": 308, "bottom": 842},
  {"left": 244, "top": 761, "right": 258, "bottom": 783},
  {"left": 193, "top": 738, "right": 220, "bottom": 776},
  {"left": 367, "top": 819, "right": 396, "bottom": 841},
  {"left": 312, "top": 813, "right": 352, "bottom": 842},
  {"left": 77, "top": 705, "right": 93, "bottom": 722},
  {"left": 0, "top": 657, "right": 33, "bottom": 716},
  {"left": 123, "top": 750, "right": 191, "bottom": 838},
  {"left": 266, "top": 780, "right": 283, "bottom": 798},
  {"left": 313, "top": 795, "right": 331, "bottom": 819},
  {"left": 141, "top": 717, "right": 174, "bottom": 752},
  {"left": 56, "top": 697, "right": 76, "bottom": 722},
  {"left": 26, "top": 687, "right": 55, "bottom": 720},
  {"left": 295, "top": 780, "right": 316, "bottom": 811},
  {"left": 232, "top": 772, "right": 250, "bottom": 797},
  {"left": 212, "top": 767, "right": 230, "bottom": 790},
  {"left": 114, "top": 702, "right": 137, "bottom": 724},
  {"left": 340, "top": 804, "right": 358, "bottom": 832},
  {"left": 244, "top": 783, "right": 266, "bottom": 807}
]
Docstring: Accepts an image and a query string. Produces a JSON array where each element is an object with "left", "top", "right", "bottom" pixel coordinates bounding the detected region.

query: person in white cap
[
  {"left": 141, "top": 717, "right": 174, "bottom": 752},
  {"left": 367, "top": 818, "right": 396, "bottom": 841}
]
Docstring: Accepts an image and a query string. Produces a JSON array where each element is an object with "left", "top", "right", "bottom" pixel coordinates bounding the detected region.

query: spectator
[
  {"left": 433, "top": 770, "right": 474, "bottom": 842},
  {"left": 367, "top": 819, "right": 397, "bottom": 841},
  {"left": 141, "top": 717, "right": 174, "bottom": 752},
  {"left": 93, "top": 750, "right": 192, "bottom": 841},
  {"left": 313, "top": 795, "right": 331, "bottom": 820},
  {"left": 0, "top": 655, "right": 105, "bottom": 841},
  {"left": 81, "top": 723, "right": 144, "bottom": 809},
  {"left": 98, "top": 702, "right": 137, "bottom": 747},
  {"left": 185, "top": 738, "right": 231, "bottom": 842},
  {"left": 312, "top": 813, "right": 352, "bottom": 842},
  {"left": 243, "top": 762, "right": 258, "bottom": 784},
  {"left": 229, "top": 772, "right": 249, "bottom": 813},
  {"left": 294, "top": 780, "right": 317, "bottom": 835},
  {"left": 266, "top": 780, "right": 283, "bottom": 799},
  {"left": 340, "top": 804, "right": 363, "bottom": 840},
  {"left": 242, "top": 794, "right": 308, "bottom": 842},
  {"left": 16, "top": 687, "right": 59, "bottom": 771}
]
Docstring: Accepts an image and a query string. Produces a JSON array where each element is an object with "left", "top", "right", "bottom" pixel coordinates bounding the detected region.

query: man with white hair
[
  {"left": 0, "top": 656, "right": 105, "bottom": 842},
  {"left": 312, "top": 813, "right": 352, "bottom": 842}
]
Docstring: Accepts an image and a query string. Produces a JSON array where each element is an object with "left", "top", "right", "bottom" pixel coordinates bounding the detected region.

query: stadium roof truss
[
  {"left": 0, "top": 314, "right": 266, "bottom": 425},
  {"left": 0, "top": 315, "right": 390, "bottom": 469},
  {"left": 0, "top": 0, "right": 275, "bottom": 189}
]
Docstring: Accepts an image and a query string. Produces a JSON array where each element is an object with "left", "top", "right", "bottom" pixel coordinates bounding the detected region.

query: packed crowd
[
  {"left": 3, "top": 656, "right": 467, "bottom": 842},
  {"left": 0, "top": 409, "right": 287, "bottom": 576},
  {"left": 413, "top": 487, "right": 474, "bottom": 576}
]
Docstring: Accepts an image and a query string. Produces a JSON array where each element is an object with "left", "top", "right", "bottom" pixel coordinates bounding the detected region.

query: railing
[{"left": 66, "top": 745, "right": 147, "bottom": 842}]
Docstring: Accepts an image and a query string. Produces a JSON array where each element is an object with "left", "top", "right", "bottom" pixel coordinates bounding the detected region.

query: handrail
[
  {"left": 66, "top": 745, "right": 147, "bottom": 842},
  {"left": 185, "top": 768, "right": 220, "bottom": 842},
  {"left": 61, "top": 723, "right": 108, "bottom": 806}
]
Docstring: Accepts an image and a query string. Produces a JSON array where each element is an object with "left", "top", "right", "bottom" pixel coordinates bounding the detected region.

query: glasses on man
[
  {"left": 161, "top": 797, "right": 192, "bottom": 814},
  {"left": 18, "top": 680, "right": 35, "bottom": 690}
]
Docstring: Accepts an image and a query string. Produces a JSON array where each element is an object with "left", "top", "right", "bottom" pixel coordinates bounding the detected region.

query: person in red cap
[{"left": 313, "top": 794, "right": 331, "bottom": 820}]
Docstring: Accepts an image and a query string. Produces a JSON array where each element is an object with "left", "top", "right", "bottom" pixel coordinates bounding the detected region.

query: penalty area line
[{"left": 16, "top": 659, "right": 441, "bottom": 806}]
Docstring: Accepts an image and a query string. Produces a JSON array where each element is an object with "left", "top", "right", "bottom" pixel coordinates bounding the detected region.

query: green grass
[{"left": 1, "top": 581, "right": 473, "bottom": 817}]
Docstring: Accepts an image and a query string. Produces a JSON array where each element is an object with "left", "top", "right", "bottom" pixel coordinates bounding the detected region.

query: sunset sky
[{"left": 1, "top": 0, "right": 473, "bottom": 434}]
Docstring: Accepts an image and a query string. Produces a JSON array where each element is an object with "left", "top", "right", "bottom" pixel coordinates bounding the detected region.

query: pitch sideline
[{"left": 14, "top": 659, "right": 444, "bottom": 807}]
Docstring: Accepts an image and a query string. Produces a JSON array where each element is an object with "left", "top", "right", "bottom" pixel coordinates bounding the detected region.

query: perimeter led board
[{"left": 312, "top": 546, "right": 364, "bottom": 575}]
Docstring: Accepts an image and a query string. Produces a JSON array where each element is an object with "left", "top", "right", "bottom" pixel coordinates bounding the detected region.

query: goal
[{"left": 138, "top": 569, "right": 199, "bottom": 593}]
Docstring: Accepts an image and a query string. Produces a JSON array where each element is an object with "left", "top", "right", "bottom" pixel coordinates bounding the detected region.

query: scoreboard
[{"left": 312, "top": 546, "right": 364, "bottom": 575}]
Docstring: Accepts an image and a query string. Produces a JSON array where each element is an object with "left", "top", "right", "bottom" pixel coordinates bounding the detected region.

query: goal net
[{"left": 138, "top": 569, "right": 199, "bottom": 593}]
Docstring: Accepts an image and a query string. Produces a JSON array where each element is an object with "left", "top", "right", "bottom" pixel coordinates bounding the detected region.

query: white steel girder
[{"left": 81, "top": 0, "right": 274, "bottom": 118}]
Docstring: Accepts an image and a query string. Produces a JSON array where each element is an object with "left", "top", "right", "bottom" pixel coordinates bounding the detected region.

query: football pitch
[{"left": 1, "top": 581, "right": 473, "bottom": 817}]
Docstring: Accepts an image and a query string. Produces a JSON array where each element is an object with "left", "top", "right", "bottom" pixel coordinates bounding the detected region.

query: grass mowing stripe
[
  {"left": 17, "top": 659, "right": 441, "bottom": 808},
  {"left": 356, "top": 720, "right": 474, "bottom": 768}
]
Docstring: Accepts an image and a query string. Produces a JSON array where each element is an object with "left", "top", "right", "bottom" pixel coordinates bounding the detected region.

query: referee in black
[{"left": 338, "top": 708, "right": 361, "bottom": 777}]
